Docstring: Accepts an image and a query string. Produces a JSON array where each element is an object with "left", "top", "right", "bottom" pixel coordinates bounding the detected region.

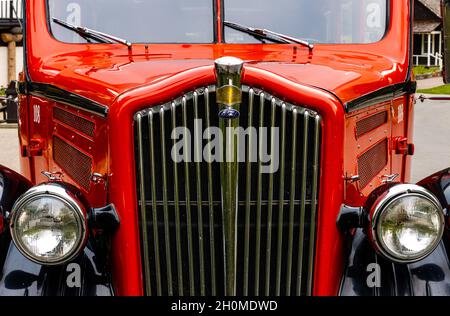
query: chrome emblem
[{"left": 218, "top": 108, "right": 240, "bottom": 119}]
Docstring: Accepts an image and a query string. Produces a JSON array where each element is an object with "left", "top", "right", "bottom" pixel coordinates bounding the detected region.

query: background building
[
  {"left": 0, "top": 0, "right": 22, "bottom": 89},
  {"left": 413, "top": 0, "right": 443, "bottom": 69}
]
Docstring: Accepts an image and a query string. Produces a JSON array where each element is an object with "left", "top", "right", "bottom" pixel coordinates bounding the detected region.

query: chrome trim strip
[
  {"left": 204, "top": 88, "right": 217, "bottom": 295},
  {"left": 285, "top": 108, "right": 298, "bottom": 296},
  {"left": 149, "top": 111, "right": 162, "bottom": 295},
  {"left": 243, "top": 88, "right": 254, "bottom": 296},
  {"left": 264, "top": 97, "right": 277, "bottom": 296},
  {"left": 194, "top": 92, "right": 206, "bottom": 295},
  {"left": 182, "top": 96, "right": 196, "bottom": 295},
  {"left": 171, "top": 101, "right": 184, "bottom": 296},
  {"left": 136, "top": 114, "right": 152, "bottom": 295},
  {"left": 307, "top": 115, "right": 321, "bottom": 296},
  {"left": 254, "top": 92, "right": 265, "bottom": 296},
  {"left": 27, "top": 82, "right": 108, "bottom": 117},
  {"left": 159, "top": 108, "right": 173, "bottom": 296},
  {"left": 296, "top": 111, "right": 310, "bottom": 296},
  {"left": 275, "top": 103, "right": 287, "bottom": 296}
]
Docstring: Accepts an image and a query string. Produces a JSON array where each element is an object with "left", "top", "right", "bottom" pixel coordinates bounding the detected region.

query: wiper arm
[
  {"left": 52, "top": 17, "right": 131, "bottom": 48},
  {"left": 224, "top": 21, "right": 314, "bottom": 51}
]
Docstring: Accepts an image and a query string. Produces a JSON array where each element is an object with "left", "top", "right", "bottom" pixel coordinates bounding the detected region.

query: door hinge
[
  {"left": 22, "top": 138, "right": 44, "bottom": 157},
  {"left": 392, "top": 137, "right": 414, "bottom": 156}
]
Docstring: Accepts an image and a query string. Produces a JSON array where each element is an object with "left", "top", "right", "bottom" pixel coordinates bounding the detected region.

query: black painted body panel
[
  {"left": 0, "top": 242, "right": 114, "bottom": 296},
  {"left": 340, "top": 229, "right": 450, "bottom": 296},
  {"left": 0, "top": 165, "right": 32, "bottom": 216}
]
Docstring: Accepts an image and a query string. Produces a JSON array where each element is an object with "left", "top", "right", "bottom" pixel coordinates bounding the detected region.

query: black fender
[
  {"left": 417, "top": 168, "right": 450, "bottom": 228},
  {"left": 339, "top": 229, "right": 450, "bottom": 296},
  {"left": 0, "top": 165, "right": 32, "bottom": 218},
  {"left": 0, "top": 166, "right": 114, "bottom": 296},
  {"left": 0, "top": 242, "right": 114, "bottom": 296},
  {"left": 0, "top": 165, "right": 32, "bottom": 272},
  {"left": 340, "top": 168, "right": 450, "bottom": 296}
]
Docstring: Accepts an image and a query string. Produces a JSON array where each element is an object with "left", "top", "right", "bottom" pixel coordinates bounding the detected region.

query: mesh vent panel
[
  {"left": 53, "top": 136, "right": 92, "bottom": 191},
  {"left": 356, "top": 111, "right": 387, "bottom": 138},
  {"left": 358, "top": 139, "right": 388, "bottom": 188},
  {"left": 53, "top": 107, "right": 95, "bottom": 137}
]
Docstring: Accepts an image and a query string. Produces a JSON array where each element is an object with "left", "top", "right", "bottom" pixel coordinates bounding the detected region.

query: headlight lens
[
  {"left": 371, "top": 185, "right": 444, "bottom": 263},
  {"left": 10, "top": 185, "right": 87, "bottom": 265}
]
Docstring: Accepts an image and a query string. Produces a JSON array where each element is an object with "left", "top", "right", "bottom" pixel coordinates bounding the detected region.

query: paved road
[
  {"left": 0, "top": 126, "right": 19, "bottom": 173},
  {"left": 411, "top": 94, "right": 450, "bottom": 182},
  {"left": 416, "top": 77, "right": 445, "bottom": 90},
  {"left": 0, "top": 95, "right": 449, "bottom": 182}
]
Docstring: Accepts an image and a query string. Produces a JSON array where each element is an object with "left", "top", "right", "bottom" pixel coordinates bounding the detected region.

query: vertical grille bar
[
  {"left": 136, "top": 114, "right": 152, "bottom": 296},
  {"left": 243, "top": 89, "right": 255, "bottom": 296},
  {"left": 182, "top": 96, "right": 196, "bottom": 296},
  {"left": 171, "top": 102, "right": 184, "bottom": 295},
  {"left": 148, "top": 111, "right": 162, "bottom": 295},
  {"left": 307, "top": 116, "right": 321, "bottom": 296},
  {"left": 275, "top": 103, "right": 287, "bottom": 296},
  {"left": 264, "top": 98, "right": 277, "bottom": 296},
  {"left": 159, "top": 109, "right": 173, "bottom": 296},
  {"left": 194, "top": 92, "right": 206, "bottom": 296},
  {"left": 296, "top": 111, "right": 310, "bottom": 296},
  {"left": 254, "top": 93, "right": 265, "bottom": 296},
  {"left": 204, "top": 88, "right": 217, "bottom": 295},
  {"left": 285, "top": 108, "right": 298, "bottom": 296}
]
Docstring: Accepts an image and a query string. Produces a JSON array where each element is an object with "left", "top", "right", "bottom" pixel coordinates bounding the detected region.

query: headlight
[
  {"left": 369, "top": 184, "right": 445, "bottom": 263},
  {"left": 10, "top": 184, "right": 88, "bottom": 265}
]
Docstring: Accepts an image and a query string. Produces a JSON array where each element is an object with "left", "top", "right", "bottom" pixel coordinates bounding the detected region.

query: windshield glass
[
  {"left": 224, "top": 0, "right": 387, "bottom": 44},
  {"left": 47, "top": 0, "right": 215, "bottom": 44}
]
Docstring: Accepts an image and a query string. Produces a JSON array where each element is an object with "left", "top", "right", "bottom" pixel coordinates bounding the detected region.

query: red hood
[{"left": 31, "top": 45, "right": 408, "bottom": 107}]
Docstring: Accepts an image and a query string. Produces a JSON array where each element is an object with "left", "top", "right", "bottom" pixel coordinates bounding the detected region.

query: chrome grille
[{"left": 134, "top": 86, "right": 321, "bottom": 296}]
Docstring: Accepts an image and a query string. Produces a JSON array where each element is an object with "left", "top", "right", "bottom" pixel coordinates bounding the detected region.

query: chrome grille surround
[{"left": 134, "top": 86, "right": 322, "bottom": 296}]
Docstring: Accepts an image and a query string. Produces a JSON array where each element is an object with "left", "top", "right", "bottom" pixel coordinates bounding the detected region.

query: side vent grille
[
  {"left": 53, "top": 136, "right": 92, "bottom": 191},
  {"left": 53, "top": 107, "right": 95, "bottom": 137},
  {"left": 358, "top": 139, "right": 388, "bottom": 188},
  {"left": 356, "top": 111, "right": 387, "bottom": 138}
]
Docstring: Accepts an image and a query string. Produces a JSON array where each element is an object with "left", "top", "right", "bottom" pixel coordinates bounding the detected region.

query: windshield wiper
[
  {"left": 224, "top": 21, "right": 314, "bottom": 51},
  {"left": 52, "top": 17, "right": 131, "bottom": 48}
]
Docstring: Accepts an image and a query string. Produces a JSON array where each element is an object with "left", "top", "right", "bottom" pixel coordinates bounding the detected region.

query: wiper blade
[
  {"left": 224, "top": 21, "right": 314, "bottom": 51},
  {"left": 52, "top": 17, "right": 131, "bottom": 48}
]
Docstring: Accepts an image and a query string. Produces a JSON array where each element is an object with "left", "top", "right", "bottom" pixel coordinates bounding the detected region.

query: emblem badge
[{"left": 218, "top": 108, "right": 240, "bottom": 119}]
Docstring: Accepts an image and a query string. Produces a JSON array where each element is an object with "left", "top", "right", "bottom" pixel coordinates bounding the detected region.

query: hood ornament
[
  {"left": 214, "top": 56, "right": 244, "bottom": 296},
  {"left": 215, "top": 56, "right": 244, "bottom": 119}
]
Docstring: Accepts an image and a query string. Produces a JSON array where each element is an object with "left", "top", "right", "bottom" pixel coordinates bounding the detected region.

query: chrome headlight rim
[
  {"left": 10, "top": 184, "right": 88, "bottom": 266},
  {"left": 369, "top": 184, "right": 445, "bottom": 264}
]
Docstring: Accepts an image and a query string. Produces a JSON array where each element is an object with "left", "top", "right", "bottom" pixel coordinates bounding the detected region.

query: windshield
[
  {"left": 224, "top": 0, "right": 387, "bottom": 44},
  {"left": 47, "top": 0, "right": 387, "bottom": 45},
  {"left": 47, "top": 0, "right": 215, "bottom": 44}
]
